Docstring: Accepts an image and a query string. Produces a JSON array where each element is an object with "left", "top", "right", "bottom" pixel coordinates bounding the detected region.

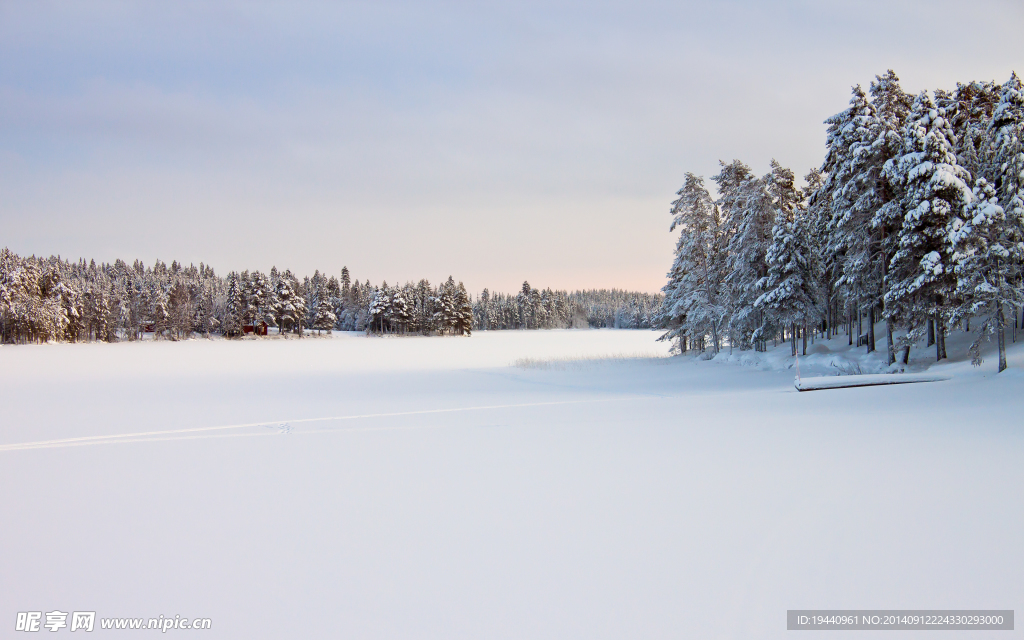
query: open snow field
[{"left": 1, "top": 329, "right": 1021, "bottom": 638}]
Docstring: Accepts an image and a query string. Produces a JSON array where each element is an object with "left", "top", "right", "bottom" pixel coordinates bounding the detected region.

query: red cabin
[{"left": 242, "top": 321, "right": 269, "bottom": 336}]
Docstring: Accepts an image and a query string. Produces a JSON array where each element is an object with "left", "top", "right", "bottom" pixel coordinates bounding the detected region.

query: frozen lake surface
[{"left": 1, "top": 329, "right": 1021, "bottom": 638}]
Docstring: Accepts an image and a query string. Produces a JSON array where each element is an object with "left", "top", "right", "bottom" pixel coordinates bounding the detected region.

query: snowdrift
[{"left": 795, "top": 372, "right": 952, "bottom": 391}]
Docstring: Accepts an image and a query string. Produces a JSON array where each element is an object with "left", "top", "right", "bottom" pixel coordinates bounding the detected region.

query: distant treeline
[
  {"left": 0, "top": 248, "right": 662, "bottom": 343},
  {"left": 474, "top": 284, "right": 661, "bottom": 330}
]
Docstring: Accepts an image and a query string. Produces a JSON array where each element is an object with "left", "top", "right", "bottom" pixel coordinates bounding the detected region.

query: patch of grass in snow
[{"left": 512, "top": 351, "right": 669, "bottom": 370}]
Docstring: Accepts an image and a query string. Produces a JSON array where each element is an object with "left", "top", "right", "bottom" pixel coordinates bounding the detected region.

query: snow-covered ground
[{"left": 1, "top": 329, "right": 1021, "bottom": 638}]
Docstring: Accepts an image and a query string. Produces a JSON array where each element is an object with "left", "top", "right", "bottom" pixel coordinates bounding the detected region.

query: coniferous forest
[
  {"left": 660, "top": 71, "right": 1024, "bottom": 372},
  {"left": 0, "top": 251, "right": 660, "bottom": 343}
]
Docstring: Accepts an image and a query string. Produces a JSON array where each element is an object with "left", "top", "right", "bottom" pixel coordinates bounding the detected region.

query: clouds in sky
[{"left": 1, "top": 0, "right": 1021, "bottom": 292}]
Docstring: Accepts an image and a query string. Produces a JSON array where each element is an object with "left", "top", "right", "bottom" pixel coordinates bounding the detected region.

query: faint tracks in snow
[{"left": 0, "top": 396, "right": 654, "bottom": 452}]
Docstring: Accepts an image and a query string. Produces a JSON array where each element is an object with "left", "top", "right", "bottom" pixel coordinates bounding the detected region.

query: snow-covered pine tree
[
  {"left": 238, "top": 270, "right": 257, "bottom": 331},
  {"left": 325, "top": 276, "right": 343, "bottom": 330},
  {"left": 258, "top": 271, "right": 279, "bottom": 332},
  {"left": 223, "top": 271, "right": 243, "bottom": 337},
  {"left": 149, "top": 281, "right": 169, "bottom": 340},
  {"left": 454, "top": 282, "right": 473, "bottom": 336},
  {"left": 990, "top": 74, "right": 1024, "bottom": 219},
  {"left": 754, "top": 161, "right": 821, "bottom": 355},
  {"left": 476, "top": 288, "right": 491, "bottom": 331},
  {"left": 709, "top": 160, "right": 752, "bottom": 349},
  {"left": 720, "top": 164, "right": 774, "bottom": 350},
  {"left": 865, "top": 71, "right": 917, "bottom": 363},
  {"left": 303, "top": 273, "right": 319, "bottom": 332},
  {"left": 882, "top": 90, "right": 973, "bottom": 361},
  {"left": 390, "top": 285, "right": 412, "bottom": 334},
  {"left": 821, "top": 84, "right": 880, "bottom": 351},
  {"left": 340, "top": 266, "right": 351, "bottom": 295},
  {"left": 804, "top": 168, "right": 833, "bottom": 337},
  {"left": 353, "top": 280, "right": 369, "bottom": 332},
  {"left": 413, "top": 279, "right": 433, "bottom": 334},
  {"left": 516, "top": 281, "right": 533, "bottom": 330},
  {"left": 661, "top": 173, "right": 725, "bottom": 354},
  {"left": 942, "top": 80, "right": 1000, "bottom": 181},
  {"left": 194, "top": 286, "right": 215, "bottom": 337},
  {"left": 434, "top": 277, "right": 458, "bottom": 334},
  {"left": 948, "top": 178, "right": 1024, "bottom": 371},
  {"left": 988, "top": 74, "right": 1024, "bottom": 343},
  {"left": 273, "top": 270, "right": 303, "bottom": 335},
  {"left": 313, "top": 275, "right": 337, "bottom": 334},
  {"left": 367, "top": 283, "right": 387, "bottom": 334}
]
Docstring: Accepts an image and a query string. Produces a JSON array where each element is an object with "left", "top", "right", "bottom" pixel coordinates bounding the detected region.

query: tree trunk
[
  {"left": 885, "top": 319, "right": 895, "bottom": 365},
  {"left": 936, "top": 317, "right": 947, "bottom": 361},
  {"left": 867, "top": 305, "right": 876, "bottom": 353},
  {"left": 802, "top": 321, "right": 808, "bottom": 356},
  {"left": 901, "top": 345, "right": 910, "bottom": 365},
  {"left": 997, "top": 305, "right": 1007, "bottom": 373},
  {"left": 926, "top": 318, "right": 935, "bottom": 347}
]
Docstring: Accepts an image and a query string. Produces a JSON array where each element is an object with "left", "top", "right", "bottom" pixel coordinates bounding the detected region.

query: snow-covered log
[{"left": 795, "top": 373, "right": 952, "bottom": 392}]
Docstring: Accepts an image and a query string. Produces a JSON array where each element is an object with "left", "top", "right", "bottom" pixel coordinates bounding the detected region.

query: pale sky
[{"left": 1, "top": 1, "right": 1021, "bottom": 293}]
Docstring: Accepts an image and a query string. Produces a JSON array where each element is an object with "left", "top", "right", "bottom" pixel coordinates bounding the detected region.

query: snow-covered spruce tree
[
  {"left": 433, "top": 277, "right": 458, "bottom": 334},
  {"left": 708, "top": 160, "right": 752, "bottom": 350},
  {"left": 804, "top": 168, "right": 834, "bottom": 336},
  {"left": 273, "top": 269, "right": 303, "bottom": 335},
  {"left": 353, "top": 280, "right": 369, "bottom": 332},
  {"left": 237, "top": 270, "right": 255, "bottom": 331},
  {"left": 515, "top": 281, "right": 532, "bottom": 330},
  {"left": 660, "top": 172, "right": 725, "bottom": 354},
  {"left": 754, "top": 161, "right": 821, "bottom": 356},
  {"left": 255, "top": 270, "right": 279, "bottom": 333},
  {"left": 325, "top": 275, "right": 343, "bottom": 330},
  {"left": 882, "top": 90, "right": 973, "bottom": 362},
  {"left": 122, "top": 260, "right": 147, "bottom": 340},
  {"left": 942, "top": 80, "right": 1000, "bottom": 182},
  {"left": 194, "top": 286, "right": 216, "bottom": 337},
  {"left": 149, "top": 280, "right": 170, "bottom": 339},
  {"left": 990, "top": 74, "right": 1024, "bottom": 223},
  {"left": 412, "top": 279, "right": 433, "bottom": 334},
  {"left": 866, "top": 71, "right": 917, "bottom": 363},
  {"left": 222, "top": 271, "right": 243, "bottom": 337},
  {"left": 948, "top": 178, "right": 1024, "bottom": 371},
  {"left": 476, "top": 288, "right": 491, "bottom": 331},
  {"left": 166, "top": 275, "right": 191, "bottom": 340},
  {"left": 303, "top": 273, "right": 318, "bottom": 331},
  {"left": 334, "top": 269, "right": 358, "bottom": 331},
  {"left": 313, "top": 275, "right": 337, "bottom": 334},
  {"left": 389, "top": 285, "right": 411, "bottom": 334},
  {"left": 721, "top": 165, "right": 775, "bottom": 351},
  {"left": 821, "top": 84, "right": 881, "bottom": 353},
  {"left": 454, "top": 282, "right": 473, "bottom": 336},
  {"left": 818, "top": 72, "right": 914, "bottom": 361},
  {"left": 367, "top": 282, "right": 390, "bottom": 334},
  {"left": 988, "top": 74, "right": 1024, "bottom": 341}
]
